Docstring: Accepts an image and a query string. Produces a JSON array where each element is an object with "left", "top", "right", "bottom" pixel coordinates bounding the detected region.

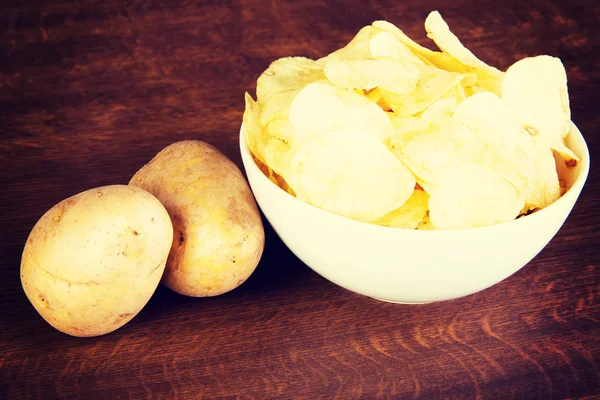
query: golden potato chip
[
  {"left": 424, "top": 11, "right": 503, "bottom": 95},
  {"left": 274, "top": 173, "right": 295, "bottom": 196},
  {"left": 324, "top": 58, "right": 420, "bottom": 96},
  {"left": 420, "top": 97, "right": 457, "bottom": 126},
  {"left": 289, "top": 81, "right": 394, "bottom": 142},
  {"left": 391, "top": 92, "right": 536, "bottom": 198},
  {"left": 373, "top": 189, "right": 429, "bottom": 229},
  {"left": 380, "top": 64, "right": 472, "bottom": 116},
  {"left": 338, "top": 88, "right": 395, "bottom": 140},
  {"left": 317, "top": 26, "right": 381, "bottom": 66},
  {"left": 428, "top": 162, "right": 524, "bottom": 229},
  {"left": 286, "top": 129, "right": 416, "bottom": 221},
  {"left": 288, "top": 81, "right": 347, "bottom": 140},
  {"left": 388, "top": 114, "right": 430, "bottom": 136},
  {"left": 502, "top": 55, "right": 579, "bottom": 165},
  {"left": 388, "top": 129, "right": 461, "bottom": 192},
  {"left": 265, "top": 118, "right": 297, "bottom": 142},
  {"left": 447, "top": 92, "right": 533, "bottom": 195},
  {"left": 470, "top": 77, "right": 503, "bottom": 96},
  {"left": 424, "top": 12, "right": 503, "bottom": 77},
  {"left": 445, "top": 81, "right": 467, "bottom": 103},
  {"left": 257, "top": 57, "right": 325, "bottom": 128},
  {"left": 264, "top": 136, "right": 292, "bottom": 178},
  {"left": 369, "top": 31, "right": 425, "bottom": 65},
  {"left": 372, "top": 20, "right": 469, "bottom": 72},
  {"left": 365, "top": 88, "right": 391, "bottom": 111},
  {"left": 243, "top": 93, "right": 269, "bottom": 164},
  {"left": 417, "top": 213, "right": 436, "bottom": 230},
  {"left": 522, "top": 137, "right": 561, "bottom": 211}
]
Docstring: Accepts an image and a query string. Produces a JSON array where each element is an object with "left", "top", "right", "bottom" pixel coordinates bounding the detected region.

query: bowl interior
[{"left": 239, "top": 123, "right": 590, "bottom": 228}]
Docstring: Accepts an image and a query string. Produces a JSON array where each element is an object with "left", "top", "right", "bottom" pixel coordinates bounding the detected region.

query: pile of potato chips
[{"left": 243, "top": 11, "right": 579, "bottom": 230}]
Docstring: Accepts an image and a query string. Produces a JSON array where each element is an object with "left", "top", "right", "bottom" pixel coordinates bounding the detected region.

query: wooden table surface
[{"left": 1, "top": 0, "right": 599, "bottom": 398}]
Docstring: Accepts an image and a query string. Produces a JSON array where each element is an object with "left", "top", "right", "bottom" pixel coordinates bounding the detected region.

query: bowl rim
[{"left": 239, "top": 122, "right": 590, "bottom": 234}]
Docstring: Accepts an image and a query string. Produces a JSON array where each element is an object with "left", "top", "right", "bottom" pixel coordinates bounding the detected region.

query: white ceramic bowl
[{"left": 239, "top": 125, "right": 590, "bottom": 303}]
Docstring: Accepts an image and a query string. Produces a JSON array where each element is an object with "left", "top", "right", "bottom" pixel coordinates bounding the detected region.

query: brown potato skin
[
  {"left": 129, "top": 140, "right": 265, "bottom": 297},
  {"left": 20, "top": 185, "right": 173, "bottom": 337}
]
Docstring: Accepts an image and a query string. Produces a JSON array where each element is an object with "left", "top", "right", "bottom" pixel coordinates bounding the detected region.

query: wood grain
[{"left": 1, "top": 0, "right": 599, "bottom": 398}]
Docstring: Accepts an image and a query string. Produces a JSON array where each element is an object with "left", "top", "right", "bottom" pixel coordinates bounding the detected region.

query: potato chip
[
  {"left": 428, "top": 162, "right": 524, "bottom": 229},
  {"left": 502, "top": 55, "right": 579, "bottom": 165},
  {"left": 388, "top": 114, "right": 431, "bottom": 136},
  {"left": 447, "top": 92, "right": 533, "bottom": 195},
  {"left": 388, "top": 129, "right": 452, "bottom": 192},
  {"left": 390, "top": 92, "right": 535, "bottom": 198},
  {"left": 324, "top": 58, "right": 420, "bottom": 95},
  {"left": 265, "top": 118, "right": 297, "bottom": 142},
  {"left": 286, "top": 129, "right": 416, "bottom": 221},
  {"left": 289, "top": 81, "right": 394, "bottom": 142},
  {"left": 380, "top": 64, "right": 471, "bottom": 116},
  {"left": 373, "top": 189, "right": 429, "bottom": 229},
  {"left": 420, "top": 97, "right": 457, "bottom": 126},
  {"left": 256, "top": 57, "right": 325, "bottom": 128},
  {"left": 264, "top": 136, "right": 292, "bottom": 179},
  {"left": 369, "top": 31, "right": 426, "bottom": 65},
  {"left": 288, "top": 82, "right": 346, "bottom": 140},
  {"left": 424, "top": 11, "right": 503, "bottom": 95},
  {"left": 445, "top": 82, "right": 467, "bottom": 103},
  {"left": 417, "top": 213, "right": 436, "bottom": 230},
  {"left": 522, "top": 137, "right": 561, "bottom": 211},
  {"left": 317, "top": 26, "right": 381, "bottom": 66},
  {"left": 338, "top": 88, "right": 395, "bottom": 140},
  {"left": 424, "top": 12, "right": 503, "bottom": 78},
  {"left": 372, "top": 20, "right": 469, "bottom": 72},
  {"left": 365, "top": 88, "right": 391, "bottom": 111},
  {"left": 243, "top": 93, "right": 269, "bottom": 164}
]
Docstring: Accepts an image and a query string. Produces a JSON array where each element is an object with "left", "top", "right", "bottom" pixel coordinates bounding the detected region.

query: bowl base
[{"left": 370, "top": 297, "right": 431, "bottom": 304}]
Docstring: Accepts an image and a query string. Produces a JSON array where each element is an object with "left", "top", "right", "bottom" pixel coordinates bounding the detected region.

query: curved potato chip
[
  {"left": 470, "top": 77, "right": 502, "bottom": 96},
  {"left": 388, "top": 85, "right": 461, "bottom": 137},
  {"left": 428, "top": 162, "right": 523, "bottom": 230},
  {"left": 264, "top": 136, "right": 292, "bottom": 178},
  {"left": 445, "top": 82, "right": 467, "bottom": 103},
  {"left": 420, "top": 97, "right": 457, "bottom": 126},
  {"left": 338, "top": 89, "right": 395, "bottom": 140},
  {"left": 388, "top": 130, "right": 461, "bottom": 192},
  {"left": 522, "top": 137, "right": 561, "bottom": 211},
  {"left": 373, "top": 189, "right": 429, "bottom": 229},
  {"left": 365, "top": 88, "right": 392, "bottom": 111},
  {"left": 324, "top": 58, "right": 420, "bottom": 95},
  {"left": 289, "top": 82, "right": 394, "bottom": 142},
  {"left": 424, "top": 11, "right": 503, "bottom": 95},
  {"left": 448, "top": 92, "right": 533, "bottom": 196},
  {"left": 417, "top": 213, "right": 436, "bottom": 230},
  {"left": 316, "top": 26, "right": 381, "bottom": 66},
  {"left": 380, "top": 64, "right": 471, "bottom": 116},
  {"left": 257, "top": 57, "right": 325, "bottom": 127},
  {"left": 243, "top": 92, "right": 269, "bottom": 164},
  {"left": 391, "top": 93, "right": 535, "bottom": 198},
  {"left": 286, "top": 129, "right": 416, "bottom": 221},
  {"left": 424, "top": 11, "right": 503, "bottom": 78},
  {"left": 502, "top": 55, "right": 578, "bottom": 165},
  {"left": 289, "top": 82, "right": 347, "bottom": 140},
  {"left": 265, "top": 118, "right": 297, "bottom": 142},
  {"left": 372, "top": 20, "right": 469, "bottom": 72},
  {"left": 388, "top": 114, "right": 431, "bottom": 136},
  {"left": 369, "top": 31, "right": 425, "bottom": 65}
]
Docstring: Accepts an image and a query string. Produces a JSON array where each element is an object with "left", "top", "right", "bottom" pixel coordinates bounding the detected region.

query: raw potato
[
  {"left": 129, "top": 140, "right": 265, "bottom": 297},
  {"left": 20, "top": 185, "right": 173, "bottom": 337}
]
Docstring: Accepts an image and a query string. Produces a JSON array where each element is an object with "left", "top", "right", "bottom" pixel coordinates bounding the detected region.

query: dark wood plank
[{"left": 1, "top": 0, "right": 599, "bottom": 398}]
